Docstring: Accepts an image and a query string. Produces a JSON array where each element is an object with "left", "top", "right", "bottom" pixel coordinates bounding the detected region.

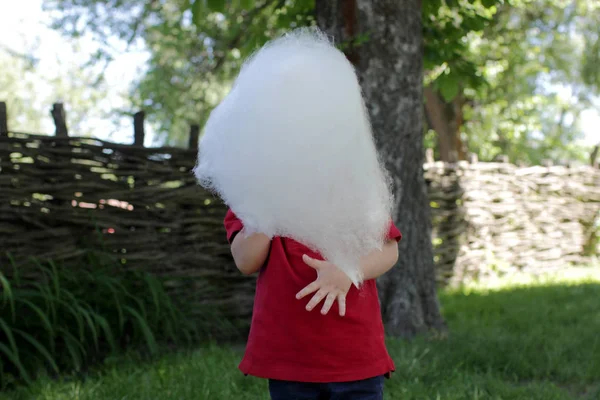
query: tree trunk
[
  {"left": 316, "top": 0, "right": 446, "bottom": 337},
  {"left": 451, "top": 94, "right": 467, "bottom": 161},
  {"left": 423, "top": 86, "right": 466, "bottom": 163},
  {"left": 424, "top": 86, "right": 454, "bottom": 162}
]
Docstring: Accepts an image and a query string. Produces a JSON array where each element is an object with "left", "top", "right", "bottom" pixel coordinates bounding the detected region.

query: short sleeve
[
  {"left": 224, "top": 209, "right": 244, "bottom": 244},
  {"left": 387, "top": 220, "right": 402, "bottom": 242}
]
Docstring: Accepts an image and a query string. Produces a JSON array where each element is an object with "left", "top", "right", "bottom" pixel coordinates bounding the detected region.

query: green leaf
[
  {"left": 239, "top": 0, "right": 253, "bottom": 8},
  {"left": 93, "top": 275, "right": 125, "bottom": 333},
  {"left": 206, "top": 0, "right": 226, "bottom": 13},
  {"left": 58, "top": 292, "right": 85, "bottom": 342},
  {"left": 0, "top": 273, "right": 15, "bottom": 322},
  {"left": 481, "top": 0, "right": 498, "bottom": 8},
  {"left": 191, "top": 0, "right": 204, "bottom": 26},
  {"left": 143, "top": 274, "right": 161, "bottom": 317},
  {"left": 0, "top": 343, "right": 30, "bottom": 384},
  {"left": 48, "top": 260, "right": 61, "bottom": 299},
  {"left": 93, "top": 314, "right": 117, "bottom": 353},
  {"left": 423, "top": 0, "right": 443, "bottom": 16},
  {"left": 6, "top": 253, "right": 20, "bottom": 286},
  {"left": 437, "top": 73, "right": 460, "bottom": 102},
  {"left": 58, "top": 329, "right": 84, "bottom": 371},
  {"left": 17, "top": 298, "right": 54, "bottom": 338},
  {"left": 124, "top": 306, "right": 158, "bottom": 355},
  {"left": 31, "top": 282, "right": 56, "bottom": 324},
  {"left": 76, "top": 305, "right": 99, "bottom": 351},
  {"left": 13, "top": 329, "right": 59, "bottom": 374},
  {"left": 127, "top": 293, "right": 148, "bottom": 320},
  {"left": 0, "top": 318, "right": 18, "bottom": 355}
]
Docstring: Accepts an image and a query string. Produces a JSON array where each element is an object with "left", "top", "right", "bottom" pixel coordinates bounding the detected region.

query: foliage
[
  {"left": 0, "top": 48, "right": 46, "bottom": 133},
  {"left": 42, "top": 0, "right": 315, "bottom": 144},
  {"left": 422, "top": 0, "right": 500, "bottom": 100},
  {"left": 43, "top": 0, "right": 504, "bottom": 145},
  {"left": 0, "top": 40, "right": 114, "bottom": 136},
  {"left": 461, "top": 0, "right": 600, "bottom": 164},
  {"left": 0, "top": 254, "right": 194, "bottom": 389},
  {"left": 41, "top": 0, "right": 600, "bottom": 162},
  {"left": 3, "top": 271, "right": 599, "bottom": 399}
]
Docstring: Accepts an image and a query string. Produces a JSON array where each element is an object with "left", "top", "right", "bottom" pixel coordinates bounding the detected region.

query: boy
[{"left": 225, "top": 209, "right": 401, "bottom": 400}]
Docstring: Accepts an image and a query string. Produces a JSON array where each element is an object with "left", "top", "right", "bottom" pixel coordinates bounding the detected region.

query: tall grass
[{"left": 0, "top": 253, "right": 195, "bottom": 389}]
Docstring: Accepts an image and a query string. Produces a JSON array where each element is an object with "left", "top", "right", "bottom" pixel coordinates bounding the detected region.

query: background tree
[
  {"left": 422, "top": 0, "right": 499, "bottom": 163},
  {"left": 43, "top": 0, "right": 599, "bottom": 164},
  {"left": 41, "top": 0, "right": 497, "bottom": 147},
  {"left": 434, "top": 0, "right": 600, "bottom": 165},
  {"left": 0, "top": 42, "right": 113, "bottom": 136},
  {"left": 43, "top": 0, "right": 315, "bottom": 143},
  {"left": 0, "top": 47, "right": 44, "bottom": 133},
  {"left": 316, "top": 0, "right": 446, "bottom": 336}
]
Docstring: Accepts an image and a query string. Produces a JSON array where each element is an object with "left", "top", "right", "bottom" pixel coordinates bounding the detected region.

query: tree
[
  {"left": 43, "top": 0, "right": 315, "bottom": 144},
  {"left": 422, "top": 0, "right": 500, "bottom": 163},
  {"left": 41, "top": 0, "right": 499, "bottom": 152},
  {"left": 0, "top": 47, "right": 45, "bottom": 133},
  {"left": 44, "top": 0, "right": 598, "bottom": 162},
  {"left": 0, "top": 41, "right": 114, "bottom": 137},
  {"left": 446, "top": 0, "right": 600, "bottom": 165},
  {"left": 316, "top": 0, "right": 446, "bottom": 337}
]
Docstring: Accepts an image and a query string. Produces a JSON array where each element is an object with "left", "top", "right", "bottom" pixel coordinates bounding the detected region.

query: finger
[
  {"left": 302, "top": 254, "right": 323, "bottom": 270},
  {"left": 305, "top": 289, "right": 327, "bottom": 311},
  {"left": 337, "top": 294, "right": 347, "bottom": 317},
  {"left": 296, "top": 281, "right": 320, "bottom": 300},
  {"left": 321, "top": 293, "right": 337, "bottom": 315}
]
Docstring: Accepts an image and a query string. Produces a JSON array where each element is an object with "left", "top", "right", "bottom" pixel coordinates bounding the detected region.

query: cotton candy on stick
[{"left": 193, "top": 28, "right": 394, "bottom": 286}]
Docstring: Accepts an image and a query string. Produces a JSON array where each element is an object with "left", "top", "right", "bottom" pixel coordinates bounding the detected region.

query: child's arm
[
  {"left": 359, "top": 239, "right": 399, "bottom": 280},
  {"left": 230, "top": 229, "right": 271, "bottom": 275}
]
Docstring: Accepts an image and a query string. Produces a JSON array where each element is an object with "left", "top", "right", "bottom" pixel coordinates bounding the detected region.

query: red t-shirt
[{"left": 224, "top": 210, "right": 402, "bottom": 383}]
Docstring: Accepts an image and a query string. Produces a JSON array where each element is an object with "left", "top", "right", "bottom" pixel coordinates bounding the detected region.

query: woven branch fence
[
  {"left": 1, "top": 104, "right": 599, "bottom": 327},
  {"left": 425, "top": 161, "right": 600, "bottom": 285}
]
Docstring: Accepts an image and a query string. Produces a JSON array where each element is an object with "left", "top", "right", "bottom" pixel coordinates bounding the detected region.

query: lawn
[{"left": 3, "top": 269, "right": 599, "bottom": 400}]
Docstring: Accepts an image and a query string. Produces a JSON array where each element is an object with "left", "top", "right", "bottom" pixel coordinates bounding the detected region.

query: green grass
[{"left": 3, "top": 269, "right": 600, "bottom": 400}]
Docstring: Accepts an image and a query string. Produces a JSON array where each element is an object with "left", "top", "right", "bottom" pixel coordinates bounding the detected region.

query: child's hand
[{"left": 296, "top": 254, "right": 352, "bottom": 317}]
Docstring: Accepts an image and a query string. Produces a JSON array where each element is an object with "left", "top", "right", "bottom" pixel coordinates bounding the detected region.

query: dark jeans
[{"left": 268, "top": 375, "right": 384, "bottom": 400}]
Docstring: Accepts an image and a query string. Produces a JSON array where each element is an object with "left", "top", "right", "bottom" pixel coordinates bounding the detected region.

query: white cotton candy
[{"left": 193, "top": 28, "right": 394, "bottom": 286}]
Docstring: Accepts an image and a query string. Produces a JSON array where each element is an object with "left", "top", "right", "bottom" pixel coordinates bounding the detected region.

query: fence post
[
  {"left": 188, "top": 124, "right": 200, "bottom": 150},
  {"left": 495, "top": 154, "right": 509, "bottom": 163},
  {"left": 0, "top": 102, "right": 7, "bottom": 136},
  {"left": 425, "top": 148, "right": 434, "bottom": 164},
  {"left": 134, "top": 111, "right": 145, "bottom": 146},
  {"left": 590, "top": 144, "right": 599, "bottom": 168},
  {"left": 51, "top": 103, "right": 69, "bottom": 137}
]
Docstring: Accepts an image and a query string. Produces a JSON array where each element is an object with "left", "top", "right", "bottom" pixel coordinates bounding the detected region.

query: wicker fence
[
  {"left": 425, "top": 162, "right": 600, "bottom": 285},
  {"left": 0, "top": 129, "right": 255, "bottom": 323},
  {"left": 1, "top": 115, "right": 599, "bottom": 324}
]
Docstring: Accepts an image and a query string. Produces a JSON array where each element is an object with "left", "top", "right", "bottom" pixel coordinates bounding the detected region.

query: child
[
  {"left": 225, "top": 209, "right": 401, "bottom": 399},
  {"left": 193, "top": 27, "right": 402, "bottom": 398}
]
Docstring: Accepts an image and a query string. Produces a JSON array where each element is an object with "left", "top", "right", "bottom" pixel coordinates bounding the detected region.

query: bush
[{"left": 0, "top": 253, "right": 195, "bottom": 389}]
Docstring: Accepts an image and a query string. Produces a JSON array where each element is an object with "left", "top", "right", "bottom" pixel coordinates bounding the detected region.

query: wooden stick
[
  {"left": 188, "top": 124, "right": 200, "bottom": 150},
  {"left": 134, "top": 111, "right": 145, "bottom": 146},
  {"left": 591, "top": 143, "right": 599, "bottom": 168},
  {"left": 51, "top": 103, "right": 69, "bottom": 137},
  {"left": 0, "top": 102, "right": 8, "bottom": 136}
]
